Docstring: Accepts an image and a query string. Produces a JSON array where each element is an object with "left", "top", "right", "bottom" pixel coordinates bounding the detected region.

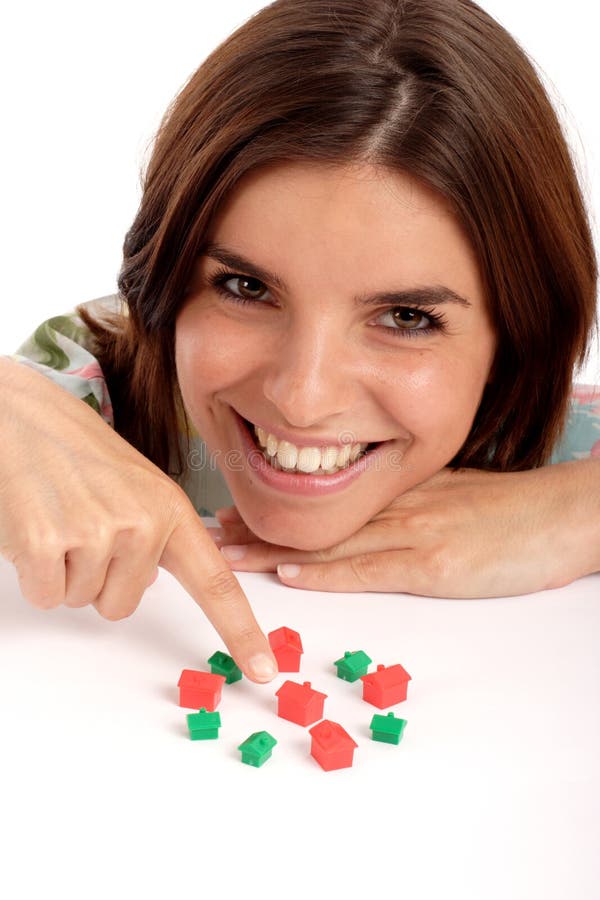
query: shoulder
[
  {"left": 548, "top": 382, "right": 600, "bottom": 463},
  {"left": 8, "top": 293, "right": 123, "bottom": 426}
]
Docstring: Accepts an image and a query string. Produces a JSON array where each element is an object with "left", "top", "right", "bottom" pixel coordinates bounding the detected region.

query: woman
[{"left": 2, "top": 0, "right": 599, "bottom": 681}]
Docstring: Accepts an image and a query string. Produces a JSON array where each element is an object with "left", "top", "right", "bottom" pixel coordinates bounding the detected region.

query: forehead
[{"left": 207, "top": 160, "right": 485, "bottom": 302}]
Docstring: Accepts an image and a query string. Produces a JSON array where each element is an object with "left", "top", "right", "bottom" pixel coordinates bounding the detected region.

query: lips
[{"left": 232, "top": 408, "right": 393, "bottom": 497}]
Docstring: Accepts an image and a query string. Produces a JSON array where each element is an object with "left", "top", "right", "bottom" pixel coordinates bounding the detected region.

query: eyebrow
[{"left": 201, "top": 243, "right": 473, "bottom": 309}]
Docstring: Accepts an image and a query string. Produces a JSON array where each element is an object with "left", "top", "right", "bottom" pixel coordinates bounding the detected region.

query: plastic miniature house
[
  {"left": 177, "top": 669, "right": 226, "bottom": 710},
  {"left": 369, "top": 712, "right": 407, "bottom": 745},
  {"left": 308, "top": 720, "right": 358, "bottom": 771},
  {"left": 268, "top": 626, "right": 304, "bottom": 672},
  {"left": 208, "top": 651, "right": 243, "bottom": 684},
  {"left": 275, "top": 680, "right": 327, "bottom": 727},
  {"left": 360, "top": 664, "right": 412, "bottom": 709},
  {"left": 238, "top": 731, "right": 277, "bottom": 767},
  {"left": 333, "top": 650, "right": 372, "bottom": 682},
  {"left": 187, "top": 707, "right": 222, "bottom": 741}
]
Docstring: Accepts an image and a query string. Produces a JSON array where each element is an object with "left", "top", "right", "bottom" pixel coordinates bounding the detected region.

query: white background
[
  {"left": 1, "top": 0, "right": 599, "bottom": 381},
  {"left": 1, "top": 8, "right": 598, "bottom": 897},
  {"left": 1, "top": 520, "right": 599, "bottom": 900}
]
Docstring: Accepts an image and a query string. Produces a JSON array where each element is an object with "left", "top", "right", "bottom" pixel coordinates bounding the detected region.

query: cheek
[
  {"left": 175, "top": 307, "right": 252, "bottom": 406},
  {"left": 379, "top": 352, "right": 489, "bottom": 444}
]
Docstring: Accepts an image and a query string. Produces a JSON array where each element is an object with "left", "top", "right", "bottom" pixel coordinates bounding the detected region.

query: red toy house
[
  {"left": 309, "top": 720, "right": 358, "bottom": 771},
  {"left": 177, "top": 669, "right": 226, "bottom": 711},
  {"left": 268, "top": 626, "right": 303, "bottom": 672},
  {"left": 360, "top": 664, "right": 412, "bottom": 709},
  {"left": 275, "top": 680, "right": 327, "bottom": 727}
]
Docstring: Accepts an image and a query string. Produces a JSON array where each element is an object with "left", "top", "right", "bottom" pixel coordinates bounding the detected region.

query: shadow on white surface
[{"left": 0, "top": 554, "right": 599, "bottom": 899}]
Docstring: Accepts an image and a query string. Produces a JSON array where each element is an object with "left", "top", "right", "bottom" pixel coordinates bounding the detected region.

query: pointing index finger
[{"left": 159, "top": 509, "right": 278, "bottom": 683}]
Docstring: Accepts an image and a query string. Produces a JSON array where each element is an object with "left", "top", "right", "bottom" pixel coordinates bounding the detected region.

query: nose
[{"left": 262, "top": 319, "right": 353, "bottom": 428}]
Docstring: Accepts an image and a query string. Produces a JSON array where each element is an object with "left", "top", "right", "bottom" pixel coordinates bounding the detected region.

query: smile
[
  {"left": 251, "top": 423, "right": 373, "bottom": 475},
  {"left": 233, "top": 411, "right": 392, "bottom": 497}
]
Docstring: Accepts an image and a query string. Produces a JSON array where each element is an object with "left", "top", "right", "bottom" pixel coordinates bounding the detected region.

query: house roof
[
  {"left": 360, "top": 664, "right": 411, "bottom": 689},
  {"left": 334, "top": 650, "right": 372, "bottom": 672},
  {"left": 275, "top": 680, "right": 327, "bottom": 705},
  {"left": 178, "top": 669, "right": 226, "bottom": 690},
  {"left": 187, "top": 708, "right": 222, "bottom": 730},
  {"left": 237, "top": 731, "right": 277, "bottom": 755},
  {"left": 309, "top": 720, "right": 358, "bottom": 751},
  {"left": 268, "top": 626, "right": 304, "bottom": 653},
  {"left": 370, "top": 712, "right": 406, "bottom": 735},
  {"left": 207, "top": 651, "right": 237, "bottom": 671}
]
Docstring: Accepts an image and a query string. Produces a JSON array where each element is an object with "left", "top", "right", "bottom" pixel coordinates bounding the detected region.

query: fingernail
[
  {"left": 206, "top": 527, "right": 224, "bottom": 544},
  {"left": 277, "top": 563, "right": 301, "bottom": 579},
  {"left": 221, "top": 545, "right": 247, "bottom": 561},
  {"left": 248, "top": 653, "right": 278, "bottom": 681}
]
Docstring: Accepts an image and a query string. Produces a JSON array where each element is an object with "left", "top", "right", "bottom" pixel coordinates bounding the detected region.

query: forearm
[{"left": 541, "top": 456, "right": 600, "bottom": 583}]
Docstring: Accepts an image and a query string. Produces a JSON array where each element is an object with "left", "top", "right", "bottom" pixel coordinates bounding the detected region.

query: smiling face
[{"left": 175, "top": 160, "right": 497, "bottom": 549}]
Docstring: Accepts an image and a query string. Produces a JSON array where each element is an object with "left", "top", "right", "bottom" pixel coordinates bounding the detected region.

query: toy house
[
  {"left": 268, "top": 626, "right": 303, "bottom": 672},
  {"left": 208, "top": 650, "right": 243, "bottom": 684},
  {"left": 177, "top": 669, "right": 226, "bottom": 710},
  {"left": 360, "top": 664, "right": 412, "bottom": 709},
  {"left": 275, "top": 680, "right": 327, "bottom": 726},
  {"left": 308, "top": 719, "right": 358, "bottom": 771},
  {"left": 238, "top": 731, "right": 277, "bottom": 767},
  {"left": 186, "top": 708, "right": 222, "bottom": 741},
  {"left": 333, "top": 649, "right": 372, "bottom": 682},
  {"left": 369, "top": 712, "right": 407, "bottom": 745}
]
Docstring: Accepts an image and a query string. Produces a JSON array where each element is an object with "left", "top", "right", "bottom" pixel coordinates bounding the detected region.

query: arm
[
  {"left": 211, "top": 383, "right": 600, "bottom": 596},
  {"left": 1, "top": 330, "right": 277, "bottom": 681}
]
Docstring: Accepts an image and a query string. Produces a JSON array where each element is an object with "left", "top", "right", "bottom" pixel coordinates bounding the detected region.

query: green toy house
[
  {"left": 237, "top": 731, "right": 277, "bottom": 767},
  {"left": 369, "top": 712, "right": 407, "bottom": 745},
  {"left": 334, "top": 650, "right": 372, "bottom": 682},
  {"left": 187, "top": 707, "right": 222, "bottom": 741},
  {"left": 208, "top": 651, "right": 243, "bottom": 684}
]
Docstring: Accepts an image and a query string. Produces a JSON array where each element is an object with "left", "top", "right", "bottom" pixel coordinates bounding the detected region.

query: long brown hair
[{"left": 79, "top": 0, "right": 598, "bottom": 478}]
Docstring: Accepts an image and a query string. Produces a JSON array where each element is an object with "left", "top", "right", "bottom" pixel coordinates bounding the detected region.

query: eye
[
  {"left": 208, "top": 267, "right": 449, "bottom": 339},
  {"left": 374, "top": 306, "right": 448, "bottom": 338},
  {"left": 208, "top": 269, "right": 272, "bottom": 304}
]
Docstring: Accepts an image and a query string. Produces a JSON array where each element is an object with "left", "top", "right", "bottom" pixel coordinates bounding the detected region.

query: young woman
[{"left": 2, "top": 0, "right": 598, "bottom": 682}]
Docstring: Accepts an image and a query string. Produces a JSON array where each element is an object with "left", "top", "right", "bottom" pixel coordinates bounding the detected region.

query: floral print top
[{"left": 8, "top": 294, "right": 600, "bottom": 516}]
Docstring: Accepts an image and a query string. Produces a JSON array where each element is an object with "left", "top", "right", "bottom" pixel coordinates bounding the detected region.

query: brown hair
[{"left": 79, "top": 0, "right": 598, "bottom": 478}]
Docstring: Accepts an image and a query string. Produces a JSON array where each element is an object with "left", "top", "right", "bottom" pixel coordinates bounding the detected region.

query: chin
[{"left": 245, "top": 510, "right": 356, "bottom": 553}]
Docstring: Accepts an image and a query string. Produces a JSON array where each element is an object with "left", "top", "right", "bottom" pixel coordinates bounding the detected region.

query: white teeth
[
  {"left": 276, "top": 440, "right": 298, "bottom": 470},
  {"left": 251, "top": 422, "right": 369, "bottom": 474},
  {"left": 297, "top": 447, "right": 322, "bottom": 473},
  {"left": 320, "top": 446, "right": 339, "bottom": 470},
  {"left": 336, "top": 443, "right": 351, "bottom": 468},
  {"left": 266, "top": 433, "right": 278, "bottom": 457}
]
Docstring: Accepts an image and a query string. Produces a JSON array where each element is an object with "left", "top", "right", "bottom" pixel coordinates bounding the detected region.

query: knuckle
[
  {"left": 349, "top": 553, "right": 379, "bottom": 587},
  {"left": 16, "top": 526, "right": 64, "bottom": 560},
  {"left": 160, "top": 480, "right": 191, "bottom": 517},
  {"left": 128, "top": 509, "right": 156, "bottom": 540},
  {"left": 402, "top": 509, "right": 433, "bottom": 533},
  {"left": 205, "top": 566, "right": 242, "bottom": 601},
  {"left": 426, "top": 545, "right": 452, "bottom": 581},
  {"left": 313, "top": 543, "right": 344, "bottom": 563},
  {"left": 232, "top": 626, "right": 261, "bottom": 647}
]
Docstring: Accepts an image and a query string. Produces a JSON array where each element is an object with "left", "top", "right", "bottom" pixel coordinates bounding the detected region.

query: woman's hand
[
  {"left": 211, "top": 460, "right": 600, "bottom": 597},
  {"left": 0, "top": 357, "right": 277, "bottom": 682}
]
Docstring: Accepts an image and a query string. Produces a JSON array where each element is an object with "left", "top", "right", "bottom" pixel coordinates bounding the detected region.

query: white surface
[
  {"left": 1, "top": 0, "right": 598, "bottom": 380},
  {"left": 0, "top": 519, "right": 598, "bottom": 899}
]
